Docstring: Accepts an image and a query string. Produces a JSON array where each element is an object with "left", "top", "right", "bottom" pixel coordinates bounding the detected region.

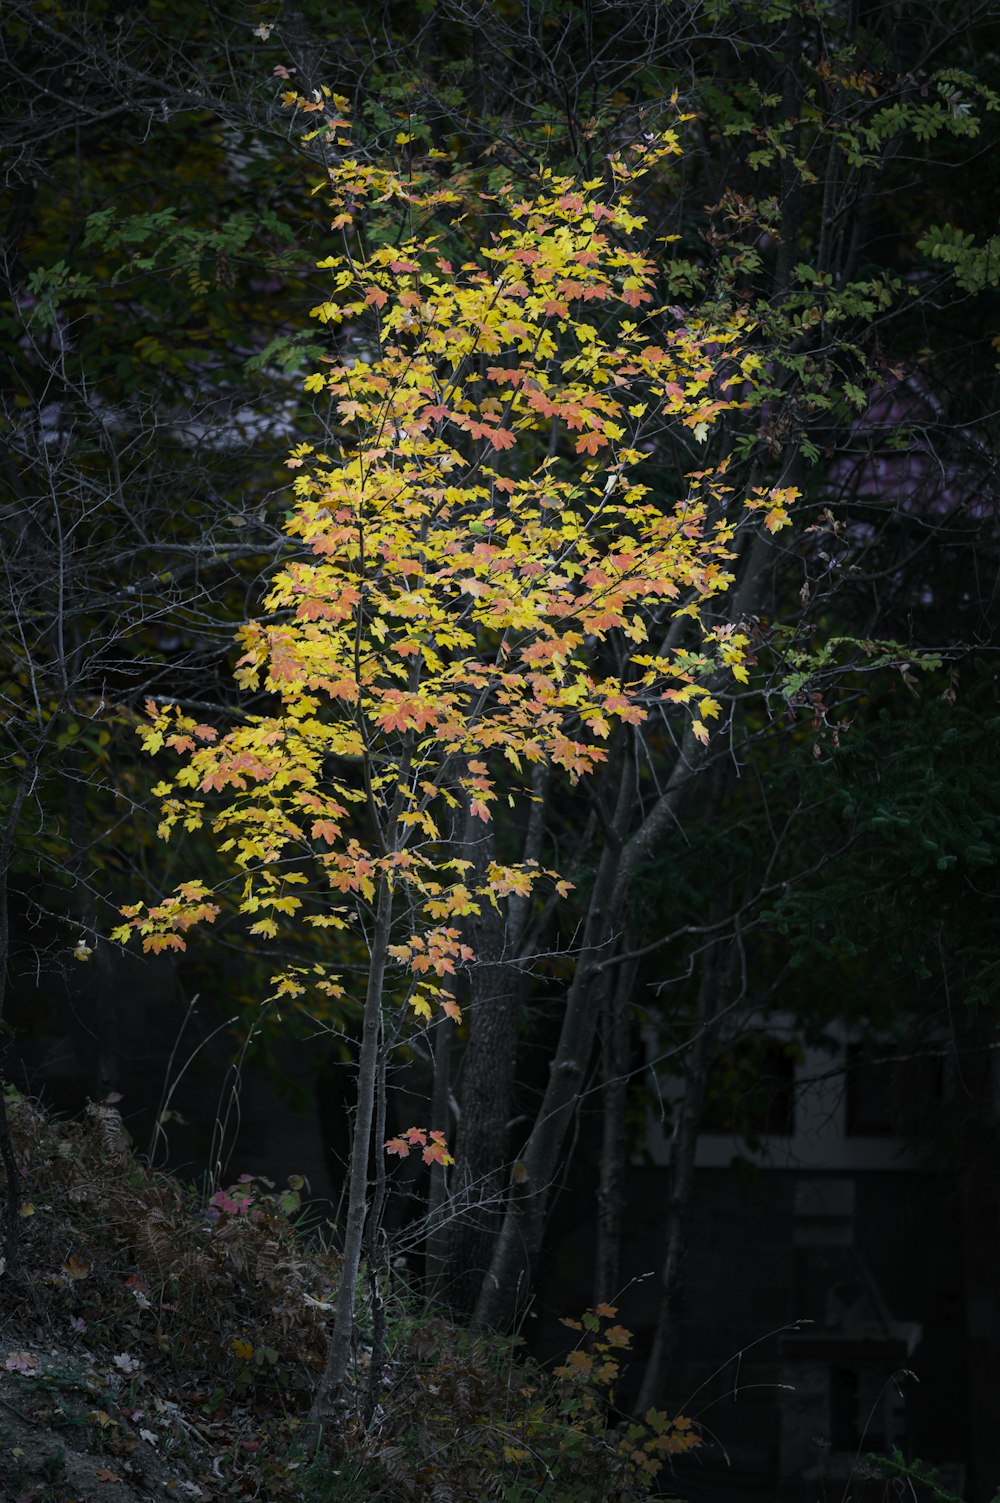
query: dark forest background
[{"left": 2, "top": 2, "right": 999, "bottom": 1499}]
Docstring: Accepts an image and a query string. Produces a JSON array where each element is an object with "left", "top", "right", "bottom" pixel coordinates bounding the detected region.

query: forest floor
[
  {"left": 0, "top": 1092, "right": 678, "bottom": 1503},
  {"left": 0, "top": 1093, "right": 356, "bottom": 1502}
]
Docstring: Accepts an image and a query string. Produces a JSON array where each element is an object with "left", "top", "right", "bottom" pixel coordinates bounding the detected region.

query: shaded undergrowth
[{"left": 0, "top": 1091, "right": 693, "bottom": 1502}]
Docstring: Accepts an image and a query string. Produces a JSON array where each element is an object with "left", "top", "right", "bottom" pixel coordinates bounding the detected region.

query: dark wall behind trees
[{"left": 2, "top": 1, "right": 998, "bottom": 1495}]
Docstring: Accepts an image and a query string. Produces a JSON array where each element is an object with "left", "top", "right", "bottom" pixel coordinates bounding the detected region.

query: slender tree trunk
[
  {"left": 472, "top": 722, "right": 710, "bottom": 1330},
  {"left": 0, "top": 748, "right": 44, "bottom": 1274},
  {"left": 0, "top": 856, "right": 21, "bottom": 1276},
  {"left": 774, "top": 10, "right": 805, "bottom": 299},
  {"left": 0, "top": 1084, "right": 19, "bottom": 1276},
  {"left": 423, "top": 1006, "right": 454, "bottom": 1293},
  {"left": 66, "top": 773, "right": 119, "bottom": 1095},
  {"left": 594, "top": 945, "right": 636, "bottom": 1312},
  {"left": 636, "top": 937, "right": 733, "bottom": 1414},
  {"left": 363, "top": 1037, "right": 389, "bottom": 1424},
  {"left": 308, "top": 875, "right": 393, "bottom": 1445},
  {"left": 472, "top": 774, "right": 631, "bottom": 1327},
  {"left": 955, "top": 1012, "right": 1000, "bottom": 1503},
  {"left": 448, "top": 834, "right": 523, "bottom": 1309},
  {"left": 473, "top": 539, "right": 776, "bottom": 1330},
  {"left": 445, "top": 769, "right": 548, "bottom": 1308}
]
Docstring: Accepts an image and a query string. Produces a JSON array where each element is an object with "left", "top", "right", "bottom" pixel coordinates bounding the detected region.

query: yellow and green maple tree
[{"left": 114, "top": 97, "right": 795, "bottom": 1421}]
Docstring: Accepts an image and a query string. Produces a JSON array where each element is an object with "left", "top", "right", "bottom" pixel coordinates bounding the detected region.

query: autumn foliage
[
  {"left": 115, "top": 100, "right": 792, "bottom": 996},
  {"left": 113, "top": 97, "right": 795, "bottom": 1418}
]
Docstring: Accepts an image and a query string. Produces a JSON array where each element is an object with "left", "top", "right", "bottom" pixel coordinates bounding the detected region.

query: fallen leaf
[{"left": 3, "top": 1351, "right": 38, "bottom": 1374}]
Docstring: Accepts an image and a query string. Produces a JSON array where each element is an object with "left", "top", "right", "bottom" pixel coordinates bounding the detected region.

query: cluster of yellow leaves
[
  {"left": 619, "top": 1407, "right": 701, "bottom": 1478},
  {"left": 744, "top": 482, "right": 800, "bottom": 534},
  {"left": 112, "top": 878, "right": 219, "bottom": 954},
  {"left": 557, "top": 1303, "right": 633, "bottom": 1390},
  {"left": 116, "top": 105, "right": 794, "bottom": 1028},
  {"left": 553, "top": 1305, "right": 700, "bottom": 1483}
]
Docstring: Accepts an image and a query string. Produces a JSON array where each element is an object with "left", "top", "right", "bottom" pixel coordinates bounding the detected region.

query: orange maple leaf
[
  {"left": 311, "top": 819, "right": 339, "bottom": 844},
  {"left": 422, "top": 1131, "right": 455, "bottom": 1166}
]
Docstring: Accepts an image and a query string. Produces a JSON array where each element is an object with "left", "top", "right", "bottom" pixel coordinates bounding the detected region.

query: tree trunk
[
  {"left": 445, "top": 769, "right": 548, "bottom": 1309},
  {"left": 363, "top": 1038, "right": 389, "bottom": 1424},
  {"left": 636, "top": 936, "right": 733, "bottom": 1414},
  {"left": 594, "top": 946, "right": 635, "bottom": 1312},
  {"left": 955, "top": 1015, "right": 1000, "bottom": 1503},
  {"left": 0, "top": 750, "right": 42, "bottom": 1274},
  {"left": 472, "top": 797, "right": 628, "bottom": 1328},
  {"left": 423, "top": 1006, "right": 454, "bottom": 1293},
  {"left": 308, "top": 875, "right": 393, "bottom": 1444},
  {"left": 66, "top": 772, "right": 119, "bottom": 1095},
  {"left": 0, "top": 851, "right": 21, "bottom": 1276},
  {"left": 448, "top": 849, "right": 523, "bottom": 1309},
  {"left": 473, "top": 540, "right": 776, "bottom": 1330},
  {"left": 774, "top": 9, "right": 805, "bottom": 298}
]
